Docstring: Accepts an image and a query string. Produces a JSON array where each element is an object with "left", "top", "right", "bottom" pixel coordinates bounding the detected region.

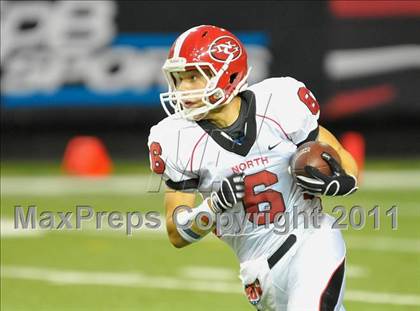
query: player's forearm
[
  {"left": 317, "top": 126, "right": 359, "bottom": 179},
  {"left": 165, "top": 188, "right": 198, "bottom": 248},
  {"left": 337, "top": 146, "right": 359, "bottom": 180},
  {"left": 164, "top": 174, "right": 244, "bottom": 247},
  {"left": 166, "top": 206, "right": 215, "bottom": 248},
  {"left": 166, "top": 216, "right": 192, "bottom": 248},
  {"left": 165, "top": 196, "right": 215, "bottom": 248}
]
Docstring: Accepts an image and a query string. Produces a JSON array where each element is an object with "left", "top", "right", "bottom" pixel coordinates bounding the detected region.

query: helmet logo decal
[{"left": 209, "top": 36, "right": 242, "bottom": 62}]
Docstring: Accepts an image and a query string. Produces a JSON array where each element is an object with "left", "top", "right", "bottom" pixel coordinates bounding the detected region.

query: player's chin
[
  {"left": 191, "top": 111, "right": 208, "bottom": 121},
  {"left": 183, "top": 103, "right": 207, "bottom": 121}
]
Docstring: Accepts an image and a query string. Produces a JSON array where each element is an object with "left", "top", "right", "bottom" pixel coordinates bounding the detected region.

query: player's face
[{"left": 172, "top": 69, "right": 209, "bottom": 109}]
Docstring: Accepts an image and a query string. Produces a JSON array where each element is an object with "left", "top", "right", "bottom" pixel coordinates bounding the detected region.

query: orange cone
[
  {"left": 340, "top": 131, "right": 365, "bottom": 179},
  {"left": 62, "top": 136, "right": 113, "bottom": 177}
]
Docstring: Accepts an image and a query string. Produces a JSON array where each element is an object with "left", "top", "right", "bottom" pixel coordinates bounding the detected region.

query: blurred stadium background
[{"left": 1, "top": 1, "right": 419, "bottom": 310}]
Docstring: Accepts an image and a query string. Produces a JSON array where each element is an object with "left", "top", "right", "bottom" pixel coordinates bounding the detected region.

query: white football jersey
[{"left": 148, "top": 77, "right": 321, "bottom": 262}]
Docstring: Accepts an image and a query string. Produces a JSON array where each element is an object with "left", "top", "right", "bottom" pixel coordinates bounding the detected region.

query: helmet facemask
[
  {"left": 159, "top": 25, "right": 250, "bottom": 121},
  {"left": 160, "top": 61, "right": 228, "bottom": 121}
]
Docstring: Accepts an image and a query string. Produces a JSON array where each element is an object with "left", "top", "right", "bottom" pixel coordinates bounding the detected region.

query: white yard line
[
  {"left": 1, "top": 265, "right": 241, "bottom": 294},
  {"left": 346, "top": 265, "right": 370, "bottom": 278},
  {"left": 0, "top": 218, "right": 44, "bottom": 237},
  {"left": 346, "top": 290, "right": 420, "bottom": 307},
  {"left": 1, "top": 265, "right": 419, "bottom": 306},
  {"left": 2, "top": 170, "right": 420, "bottom": 195},
  {"left": 359, "top": 170, "right": 420, "bottom": 190},
  {"left": 0, "top": 175, "right": 164, "bottom": 195}
]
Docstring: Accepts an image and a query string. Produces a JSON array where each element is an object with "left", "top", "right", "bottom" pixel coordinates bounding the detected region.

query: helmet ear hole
[{"left": 229, "top": 73, "right": 238, "bottom": 84}]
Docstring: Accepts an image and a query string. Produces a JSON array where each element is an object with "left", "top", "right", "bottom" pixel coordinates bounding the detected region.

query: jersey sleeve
[
  {"left": 148, "top": 123, "right": 199, "bottom": 191},
  {"left": 269, "top": 77, "right": 320, "bottom": 145}
]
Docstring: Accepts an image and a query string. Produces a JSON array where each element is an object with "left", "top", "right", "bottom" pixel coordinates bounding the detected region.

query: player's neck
[{"left": 205, "top": 96, "right": 241, "bottom": 128}]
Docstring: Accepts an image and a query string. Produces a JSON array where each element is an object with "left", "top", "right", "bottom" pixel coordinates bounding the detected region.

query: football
[{"left": 289, "top": 141, "right": 341, "bottom": 179}]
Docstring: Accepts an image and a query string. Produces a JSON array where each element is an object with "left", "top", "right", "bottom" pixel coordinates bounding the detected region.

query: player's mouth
[{"left": 183, "top": 101, "right": 201, "bottom": 108}]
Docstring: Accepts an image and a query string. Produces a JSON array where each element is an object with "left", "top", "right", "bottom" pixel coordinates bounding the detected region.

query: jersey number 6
[
  {"left": 243, "top": 170, "right": 286, "bottom": 225},
  {"left": 298, "top": 87, "right": 320, "bottom": 115},
  {"left": 149, "top": 142, "right": 166, "bottom": 174}
]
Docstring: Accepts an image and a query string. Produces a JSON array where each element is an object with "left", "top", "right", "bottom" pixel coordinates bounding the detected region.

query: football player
[{"left": 148, "top": 25, "right": 358, "bottom": 311}]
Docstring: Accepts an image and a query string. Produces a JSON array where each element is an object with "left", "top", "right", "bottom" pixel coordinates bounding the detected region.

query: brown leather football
[{"left": 290, "top": 141, "right": 341, "bottom": 178}]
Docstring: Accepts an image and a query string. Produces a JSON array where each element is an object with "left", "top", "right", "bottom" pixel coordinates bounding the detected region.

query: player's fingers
[
  {"left": 296, "top": 183, "right": 323, "bottom": 193},
  {"left": 296, "top": 178, "right": 324, "bottom": 189},
  {"left": 236, "top": 192, "right": 245, "bottom": 199},
  {"left": 295, "top": 177, "right": 324, "bottom": 192},
  {"left": 295, "top": 179, "right": 323, "bottom": 190},
  {"left": 304, "top": 165, "right": 328, "bottom": 180},
  {"left": 321, "top": 152, "right": 343, "bottom": 174},
  {"left": 302, "top": 189, "right": 322, "bottom": 195},
  {"left": 233, "top": 175, "right": 244, "bottom": 183},
  {"left": 296, "top": 175, "right": 324, "bottom": 185}
]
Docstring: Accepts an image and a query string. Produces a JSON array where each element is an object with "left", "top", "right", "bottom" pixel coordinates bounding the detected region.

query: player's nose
[
  {"left": 177, "top": 79, "right": 187, "bottom": 91},
  {"left": 178, "top": 79, "right": 195, "bottom": 92}
]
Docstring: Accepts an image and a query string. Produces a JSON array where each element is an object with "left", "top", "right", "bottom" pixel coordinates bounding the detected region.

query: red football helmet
[{"left": 160, "top": 25, "right": 250, "bottom": 120}]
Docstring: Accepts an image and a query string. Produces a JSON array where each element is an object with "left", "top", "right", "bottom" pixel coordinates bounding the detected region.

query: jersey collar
[{"left": 197, "top": 90, "right": 257, "bottom": 157}]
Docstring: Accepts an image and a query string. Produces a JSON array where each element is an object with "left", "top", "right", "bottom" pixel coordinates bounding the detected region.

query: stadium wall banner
[
  {"left": 0, "top": 1, "right": 271, "bottom": 108},
  {"left": 321, "top": 0, "right": 420, "bottom": 121}
]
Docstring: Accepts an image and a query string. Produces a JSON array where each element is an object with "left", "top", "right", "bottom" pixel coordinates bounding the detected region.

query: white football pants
[{"left": 270, "top": 213, "right": 346, "bottom": 311}]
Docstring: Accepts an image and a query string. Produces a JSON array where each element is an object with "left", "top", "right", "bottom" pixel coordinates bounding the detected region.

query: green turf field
[{"left": 1, "top": 160, "right": 420, "bottom": 310}]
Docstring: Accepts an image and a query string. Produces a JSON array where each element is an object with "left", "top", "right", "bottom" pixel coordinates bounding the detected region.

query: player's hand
[
  {"left": 210, "top": 173, "right": 245, "bottom": 212},
  {"left": 295, "top": 152, "right": 358, "bottom": 196}
]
